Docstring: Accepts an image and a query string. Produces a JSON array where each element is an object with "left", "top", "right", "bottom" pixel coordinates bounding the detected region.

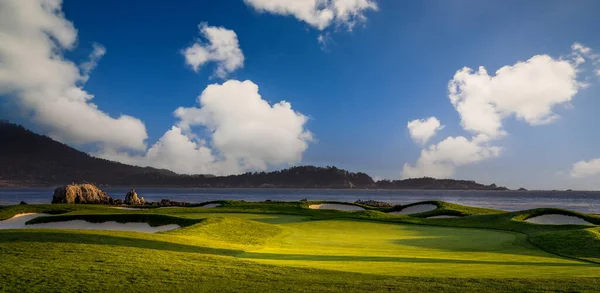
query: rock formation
[
  {"left": 147, "top": 199, "right": 188, "bottom": 207},
  {"left": 355, "top": 199, "right": 392, "bottom": 207},
  {"left": 52, "top": 184, "right": 111, "bottom": 204},
  {"left": 124, "top": 189, "right": 145, "bottom": 205}
]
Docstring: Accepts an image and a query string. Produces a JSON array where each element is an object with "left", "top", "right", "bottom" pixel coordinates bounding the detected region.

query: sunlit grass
[{"left": 0, "top": 201, "right": 599, "bottom": 292}]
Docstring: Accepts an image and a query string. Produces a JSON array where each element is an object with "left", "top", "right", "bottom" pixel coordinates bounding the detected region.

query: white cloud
[
  {"left": 403, "top": 43, "right": 593, "bottom": 179},
  {"left": 98, "top": 126, "right": 226, "bottom": 175},
  {"left": 570, "top": 42, "right": 600, "bottom": 78},
  {"left": 182, "top": 23, "right": 244, "bottom": 78},
  {"left": 98, "top": 80, "right": 313, "bottom": 175},
  {"left": 407, "top": 117, "right": 444, "bottom": 145},
  {"left": 317, "top": 33, "right": 334, "bottom": 51},
  {"left": 571, "top": 42, "right": 591, "bottom": 65},
  {"left": 0, "top": 0, "right": 148, "bottom": 151},
  {"left": 570, "top": 158, "right": 600, "bottom": 178},
  {"left": 175, "top": 80, "right": 313, "bottom": 172},
  {"left": 80, "top": 43, "right": 106, "bottom": 80},
  {"left": 449, "top": 55, "right": 581, "bottom": 139},
  {"left": 244, "top": 0, "right": 378, "bottom": 31},
  {"left": 402, "top": 135, "right": 501, "bottom": 179}
]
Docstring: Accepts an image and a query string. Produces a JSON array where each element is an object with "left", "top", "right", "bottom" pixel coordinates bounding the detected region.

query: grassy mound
[
  {"left": 530, "top": 227, "right": 600, "bottom": 263},
  {"left": 512, "top": 208, "right": 600, "bottom": 226},
  {"left": 171, "top": 217, "right": 283, "bottom": 246},
  {"left": 387, "top": 201, "right": 503, "bottom": 217}
]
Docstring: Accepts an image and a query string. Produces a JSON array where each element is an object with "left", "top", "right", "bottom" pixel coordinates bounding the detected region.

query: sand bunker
[
  {"left": 29, "top": 221, "right": 179, "bottom": 233},
  {"left": 0, "top": 213, "right": 179, "bottom": 233},
  {"left": 0, "top": 213, "right": 48, "bottom": 229},
  {"left": 525, "top": 214, "right": 597, "bottom": 226},
  {"left": 389, "top": 204, "right": 437, "bottom": 215},
  {"left": 308, "top": 204, "right": 365, "bottom": 211},
  {"left": 196, "top": 203, "right": 221, "bottom": 208},
  {"left": 427, "top": 215, "right": 461, "bottom": 219}
]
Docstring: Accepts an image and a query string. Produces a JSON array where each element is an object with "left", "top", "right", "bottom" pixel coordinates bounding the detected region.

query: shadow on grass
[
  {"left": 0, "top": 230, "right": 242, "bottom": 256},
  {"left": 388, "top": 224, "right": 585, "bottom": 261},
  {"left": 0, "top": 230, "right": 596, "bottom": 268},
  {"left": 530, "top": 228, "right": 600, "bottom": 261},
  {"left": 26, "top": 213, "right": 202, "bottom": 227},
  {"left": 238, "top": 252, "right": 597, "bottom": 267}
]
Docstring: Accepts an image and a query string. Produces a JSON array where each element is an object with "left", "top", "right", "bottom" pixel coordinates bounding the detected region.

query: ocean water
[{"left": 1, "top": 188, "right": 599, "bottom": 214}]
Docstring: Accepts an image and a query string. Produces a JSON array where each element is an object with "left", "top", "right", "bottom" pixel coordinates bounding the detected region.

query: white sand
[
  {"left": 308, "top": 204, "right": 364, "bottom": 211},
  {"left": 0, "top": 213, "right": 51, "bottom": 229},
  {"left": 427, "top": 215, "right": 461, "bottom": 219},
  {"left": 389, "top": 204, "right": 438, "bottom": 215},
  {"left": 0, "top": 213, "right": 179, "bottom": 233},
  {"left": 29, "top": 221, "right": 179, "bottom": 233},
  {"left": 525, "top": 214, "right": 597, "bottom": 226},
  {"left": 196, "top": 203, "right": 221, "bottom": 208}
]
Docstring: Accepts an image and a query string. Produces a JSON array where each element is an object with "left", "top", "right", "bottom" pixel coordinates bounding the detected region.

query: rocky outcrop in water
[
  {"left": 355, "top": 199, "right": 393, "bottom": 207},
  {"left": 52, "top": 184, "right": 112, "bottom": 204},
  {"left": 147, "top": 199, "right": 189, "bottom": 207},
  {"left": 124, "top": 189, "right": 145, "bottom": 205}
]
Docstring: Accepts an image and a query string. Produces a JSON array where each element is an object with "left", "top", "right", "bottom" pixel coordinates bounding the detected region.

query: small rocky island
[{"left": 52, "top": 184, "right": 188, "bottom": 206}]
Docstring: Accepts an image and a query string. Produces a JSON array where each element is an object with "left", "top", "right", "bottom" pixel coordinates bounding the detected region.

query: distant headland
[{"left": 0, "top": 122, "right": 508, "bottom": 190}]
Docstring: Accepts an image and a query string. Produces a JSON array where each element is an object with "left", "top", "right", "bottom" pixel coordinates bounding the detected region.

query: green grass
[{"left": 0, "top": 201, "right": 599, "bottom": 292}]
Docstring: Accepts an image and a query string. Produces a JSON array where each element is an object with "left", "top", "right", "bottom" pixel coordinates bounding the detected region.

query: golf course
[{"left": 1, "top": 200, "right": 599, "bottom": 292}]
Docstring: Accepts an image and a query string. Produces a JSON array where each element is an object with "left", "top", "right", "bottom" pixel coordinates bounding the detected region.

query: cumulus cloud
[
  {"left": 98, "top": 80, "right": 313, "bottom": 175},
  {"left": 407, "top": 117, "right": 444, "bottom": 145},
  {"left": 403, "top": 43, "right": 594, "bottom": 179},
  {"left": 570, "top": 158, "right": 600, "bottom": 178},
  {"left": 98, "top": 126, "right": 226, "bottom": 175},
  {"left": 175, "top": 80, "right": 313, "bottom": 172},
  {"left": 449, "top": 55, "right": 581, "bottom": 139},
  {"left": 182, "top": 23, "right": 244, "bottom": 78},
  {"left": 0, "top": 0, "right": 148, "bottom": 151},
  {"left": 244, "top": 0, "right": 378, "bottom": 31},
  {"left": 402, "top": 135, "right": 501, "bottom": 179}
]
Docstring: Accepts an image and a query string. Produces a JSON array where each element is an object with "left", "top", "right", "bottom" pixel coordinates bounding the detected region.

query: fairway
[{"left": 1, "top": 201, "right": 599, "bottom": 292}]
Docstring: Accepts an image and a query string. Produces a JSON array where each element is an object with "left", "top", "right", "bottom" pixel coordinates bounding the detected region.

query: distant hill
[
  {"left": 0, "top": 121, "right": 181, "bottom": 186},
  {"left": 0, "top": 122, "right": 508, "bottom": 190}
]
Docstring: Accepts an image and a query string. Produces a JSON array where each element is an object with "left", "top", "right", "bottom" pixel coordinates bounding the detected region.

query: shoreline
[{"left": 1, "top": 185, "right": 599, "bottom": 192}]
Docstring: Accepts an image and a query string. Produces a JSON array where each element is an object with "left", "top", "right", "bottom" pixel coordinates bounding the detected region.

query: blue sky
[{"left": 1, "top": 0, "right": 600, "bottom": 189}]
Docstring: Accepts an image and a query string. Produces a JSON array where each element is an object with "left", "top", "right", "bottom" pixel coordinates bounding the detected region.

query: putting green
[{"left": 231, "top": 219, "right": 598, "bottom": 278}]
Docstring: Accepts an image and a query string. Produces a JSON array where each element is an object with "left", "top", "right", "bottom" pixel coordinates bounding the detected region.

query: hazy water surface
[{"left": 1, "top": 188, "right": 599, "bottom": 214}]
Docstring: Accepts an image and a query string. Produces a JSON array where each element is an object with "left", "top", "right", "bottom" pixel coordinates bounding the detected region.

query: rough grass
[{"left": 1, "top": 201, "right": 599, "bottom": 292}]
